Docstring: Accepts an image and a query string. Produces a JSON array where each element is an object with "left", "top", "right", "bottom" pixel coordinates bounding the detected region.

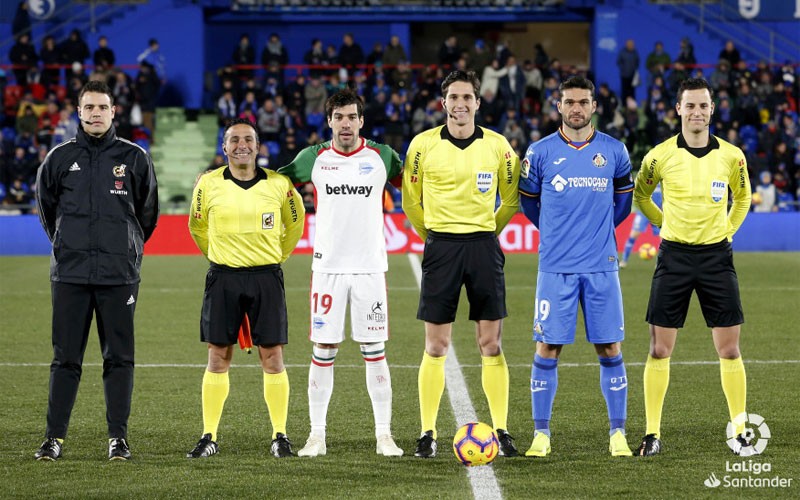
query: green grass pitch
[{"left": 0, "top": 253, "right": 798, "bottom": 498}]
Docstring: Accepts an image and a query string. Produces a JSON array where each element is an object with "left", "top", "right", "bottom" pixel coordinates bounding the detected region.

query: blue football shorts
[{"left": 532, "top": 271, "right": 625, "bottom": 345}]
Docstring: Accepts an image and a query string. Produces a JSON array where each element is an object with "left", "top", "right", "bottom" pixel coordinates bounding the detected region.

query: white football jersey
[{"left": 279, "top": 138, "right": 402, "bottom": 273}]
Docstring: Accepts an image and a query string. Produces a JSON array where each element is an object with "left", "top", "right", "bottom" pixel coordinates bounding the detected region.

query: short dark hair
[
  {"left": 677, "top": 77, "right": 714, "bottom": 102},
  {"left": 325, "top": 89, "right": 363, "bottom": 119},
  {"left": 441, "top": 70, "right": 481, "bottom": 99},
  {"left": 77, "top": 80, "right": 114, "bottom": 106},
  {"left": 559, "top": 76, "right": 595, "bottom": 98},
  {"left": 223, "top": 118, "right": 259, "bottom": 144}
]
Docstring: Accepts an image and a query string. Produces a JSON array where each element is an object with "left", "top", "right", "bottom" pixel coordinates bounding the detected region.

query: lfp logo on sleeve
[
  {"left": 710, "top": 180, "right": 727, "bottom": 202},
  {"left": 476, "top": 172, "right": 493, "bottom": 193}
]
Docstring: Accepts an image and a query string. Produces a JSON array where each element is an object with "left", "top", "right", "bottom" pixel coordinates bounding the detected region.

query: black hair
[
  {"left": 677, "top": 77, "right": 714, "bottom": 102},
  {"left": 559, "top": 75, "right": 596, "bottom": 97},
  {"left": 223, "top": 118, "right": 259, "bottom": 144},
  {"left": 325, "top": 89, "right": 364, "bottom": 119},
  {"left": 441, "top": 70, "right": 480, "bottom": 99},
  {"left": 78, "top": 80, "right": 114, "bottom": 106}
]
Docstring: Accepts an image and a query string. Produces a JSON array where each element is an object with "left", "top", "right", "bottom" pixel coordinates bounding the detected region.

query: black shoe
[
  {"left": 636, "top": 434, "right": 662, "bottom": 456},
  {"left": 34, "top": 438, "right": 62, "bottom": 461},
  {"left": 732, "top": 434, "right": 751, "bottom": 456},
  {"left": 496, "top": 429, "right": 519, "bottom": 457},
  {"left": 108, "top": 438, "right": 131, "bottom": 461},
  {"left": 186, "top": 433, "right": 219, "bottom": 459},
  {"left": 414, "top": 430, "right": 437, "bottom": 458},
  {"left": 270, "top": 433, "right": 294, "bottom": 458}
]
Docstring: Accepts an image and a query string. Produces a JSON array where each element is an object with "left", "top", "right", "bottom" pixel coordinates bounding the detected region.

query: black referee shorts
[
  {"left": 200, "top": 263, "right": 288, "bottom": 346},
  {"left": 417, "top": 231, "right": 507, "bottom": 324},
  {"left": 646, "top": 239, "right": 744, "bottom": 329}
]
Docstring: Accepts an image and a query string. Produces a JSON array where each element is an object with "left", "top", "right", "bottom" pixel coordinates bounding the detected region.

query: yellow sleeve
[
  {"left": 494, "top": 139, "right": 520, "bottom": 234},
  {"left": 727, "top": 149, "right": 751, "bottom": 240},
  {"left": 188, "top": 174, "right": 209, "bottom": 258},
  {"left": 280, "top": 180, "right": 306, "bottom": 262},
  {"left": 633, "top": 152, "right": 663, "bottom": 228},
  {"left": 402, "top": 135, "right": 427, "bottom": 241}
]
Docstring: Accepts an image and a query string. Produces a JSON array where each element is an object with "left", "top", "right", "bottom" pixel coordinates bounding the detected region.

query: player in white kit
[{"left": 278, "top": 89, "right": 404, "bottom": 457}]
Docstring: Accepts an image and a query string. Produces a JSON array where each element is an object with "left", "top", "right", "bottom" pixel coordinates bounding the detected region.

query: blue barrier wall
[{"left": 2, "top": 213, "right": 798, "bottom": 256}]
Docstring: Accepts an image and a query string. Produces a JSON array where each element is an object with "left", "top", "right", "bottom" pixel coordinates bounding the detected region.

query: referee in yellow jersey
[
  {"left": 186, "top": 119, "right": 305, "bottom": 459},
  {"left": 633, "top": 78, "right": 751, "bottom": 456},
  {"left": 402, "top": 70, "right": 520, "bottom": 458}
]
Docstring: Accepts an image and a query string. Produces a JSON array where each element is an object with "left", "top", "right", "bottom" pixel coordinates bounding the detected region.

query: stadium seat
[
  {"left": 266, "top": 141, "right": 281, "bottom": 157},
  {"left": 3, "top": 85, "right": 23, "bottom": 117}
]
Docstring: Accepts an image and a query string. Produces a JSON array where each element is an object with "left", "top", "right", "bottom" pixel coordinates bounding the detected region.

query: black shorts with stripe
[
  {"left": 200, "top": 263, "right": 288, "bottom": 346},
  {"left": 417, "top": 231, "right": 507, "bottom": 324},
  {"left": 646, "top": 239, "right": 744, "bottom": 329}
]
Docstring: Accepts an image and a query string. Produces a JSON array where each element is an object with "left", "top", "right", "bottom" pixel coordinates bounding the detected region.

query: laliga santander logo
[{"left": 726, "top": 412, "right": 770, "bottom": 457}]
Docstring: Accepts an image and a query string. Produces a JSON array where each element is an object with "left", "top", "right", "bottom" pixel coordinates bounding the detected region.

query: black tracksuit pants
[{"left": 46, "top": 282, "right": 138, "bottom": 439}]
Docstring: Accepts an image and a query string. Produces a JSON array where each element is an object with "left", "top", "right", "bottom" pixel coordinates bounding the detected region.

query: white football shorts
[{"left": 309, "top": 272, "right": 389, "bottom": 344}]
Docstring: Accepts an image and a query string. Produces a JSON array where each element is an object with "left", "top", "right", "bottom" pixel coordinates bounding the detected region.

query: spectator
[
  {"left": 12, "top": 1, "right": 31, "bottom": 39},
  {"left": 675, "top": 37, "right": 696, "bottom": 67},
  {"left": 338, "top": 33, "right": 365, "bottom": 72},
  {"left": 216, "top": 89, "right": 237, "bottom": 127},
  {"left": 383, "top": 35, "right": 408, "bottom": 68},
  {"left": 51, "top": 104, "right": 79, "bottom": 146},
  {"left": 481, "top": 59, "right": 507, "bottom": 101},
  {"left": 753, "top": 170, "right": 776, "bottom": 212},
  {"left": 7, "top": 146, "right": 34, "bottom": 185},
  {"left": 303, "top": 39, "right": 327, "bottom": 78},
  {"left": 4, "top": 177, "right": 32, "bottom": 211},
  {"left": 238, "top": 90, "right": 258, "bottom": 116},
  {"left": 16, "top": 105, "right": 38, "bottom": 137},
  {"left": 617, "top": 39, "right": 640, "bottom": 102},
  {"left": 231, "top": 34, "right": 255, "bottom": 80},
  {"left": 469, "top": 39, "right": 492, "bottom": 77},
  {"left": 9, "top": 33, "right": 37, "bottom": 85},
  {"left": 137, "top": 39, "right": 166, "bottom": 82},
  {"left": 477, "top": 88, "right": 503, "bottom": 130},
  {"left": 596, "top": 83, "right": 619, "bottom": 131},
  {"left": 39, "top": 36, "right": 61, "bottom": 88},
  {"left": 390, "top": 60, "right": 414, "bottom": 93},
  {"left": 304, "top": 75, "right": 328, "bottom": 116},
  {"left": 774, "top": 172, "right": 796, "bottom": 211},
  {"left": 709, "top": 59, "right": 732, "bottom": 94},
  {"left": 134, "top": 62, "right": 161, "bottom": 135},
  {"left": 534, "top": 43, "right": 549, "bottom": 70},
  {"left": 522, "top": 59, "right": 543, "bottom": 113},
  {"left": 257, "top": 98, "right": 282, "bottom": 143},
  {"left": 645, "top": 41, "right": 671, "bottom": 83},
  {"left": 438, "top": 35, "right": 461, "bottom": 68},
  {"left": 498, "top": 55, "right": 526, "bottom": 114},
  {"left": 411, "top": 97, "right": 444, "bottom": 135},
  {"left": 261, "top": 33, "right": 289, "bottom": 79},
  {"left": 93, "top": 36, "right": 116, "bottom": 72},
  {"left": 366, "top": 41, "right": 384, "bottom": 66},
  {"left": 60, "top": 30, "right": 90, "bottom": 82},
  {"left": 718, "top": 40, "right": 742, "bottom": 67}
]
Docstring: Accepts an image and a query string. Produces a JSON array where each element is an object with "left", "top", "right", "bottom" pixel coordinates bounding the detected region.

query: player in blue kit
[
  {"left": 518, "top": 76, "right": 634, "bottom": 457},
  {"left": 619, "top": 185, "right": 662, "bottom": 268}
]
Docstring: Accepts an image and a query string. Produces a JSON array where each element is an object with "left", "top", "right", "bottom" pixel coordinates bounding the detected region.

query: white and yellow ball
[
  {"left": 639, "top": 243, "right": 657, "bottom": 260},
  {"left": 452, "top": 422, "right": 499, "bottom": 466}
]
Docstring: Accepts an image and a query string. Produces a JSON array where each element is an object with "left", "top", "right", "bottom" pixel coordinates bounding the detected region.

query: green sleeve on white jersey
[
  {"left": 368, "top": 140, "right": 403, "bottom": 179},
  {"left": 276, "top": 143, "right": 327, "bottom": 183}
]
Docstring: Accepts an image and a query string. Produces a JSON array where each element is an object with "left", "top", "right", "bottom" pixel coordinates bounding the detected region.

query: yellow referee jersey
[
  {"left": 634, "top": 134, "right": 750, "bottom": 245},
  {"left": 402, "top": 125, "right": 520, "bottom": 240},
  {"left": 189, "top": 166, "right": 305, "bottom": 267}
]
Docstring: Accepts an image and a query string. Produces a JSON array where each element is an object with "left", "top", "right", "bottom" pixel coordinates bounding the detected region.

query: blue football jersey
[{"left": 520, "top": 128, "right": 634, "bottom": 273}]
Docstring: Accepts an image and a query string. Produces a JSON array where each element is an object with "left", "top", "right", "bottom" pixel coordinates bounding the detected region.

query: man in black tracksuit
[{"left": 34, "top": 80, "right": 159, "bottom": 461}]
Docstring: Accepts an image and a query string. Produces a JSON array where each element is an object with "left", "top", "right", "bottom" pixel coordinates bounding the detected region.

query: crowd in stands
[
  {"left": 2, "top": 19, "right": 798, "bottom": 214},
  {"left": 1, "top": 21, "right": 162, "bottom": 213}
]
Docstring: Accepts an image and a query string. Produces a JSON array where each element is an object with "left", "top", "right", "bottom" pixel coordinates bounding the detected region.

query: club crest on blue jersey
[
  {"left": 359, "top": 162, "right": 374, "bottom": 175},
  {"left": 710, "top": 180, "right": 726, "bottom": 202},
  {"left": 476, "top": 172, "right": 493, "bottom": 193},
  {"left": 591, "top": 153, "right": 607, "bottom": 168}
]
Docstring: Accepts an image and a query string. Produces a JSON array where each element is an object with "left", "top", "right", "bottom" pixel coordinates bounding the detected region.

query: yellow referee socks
[
  {"left": 263, "top": 370, "right": 290, "bottom": 439},
  {"left": 643, "top": 355, "right": 670, "bottom": 438},
  {"left": 202, "top": 370, "right": 230, "bottom": 441},
  {"left": 481, "top": 352, "right": 509, "bottom": 431},
  {"left": 720, "top": 357, "right": 747, "bottom": 435},
  {"left": 418, "top": 352, "right": 446, "bottom": 439}
]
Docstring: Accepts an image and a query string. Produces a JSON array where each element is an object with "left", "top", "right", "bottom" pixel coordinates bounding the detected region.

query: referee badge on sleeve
[{"left": 262, "top": 212, "right": 274, "bottom": 229}]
